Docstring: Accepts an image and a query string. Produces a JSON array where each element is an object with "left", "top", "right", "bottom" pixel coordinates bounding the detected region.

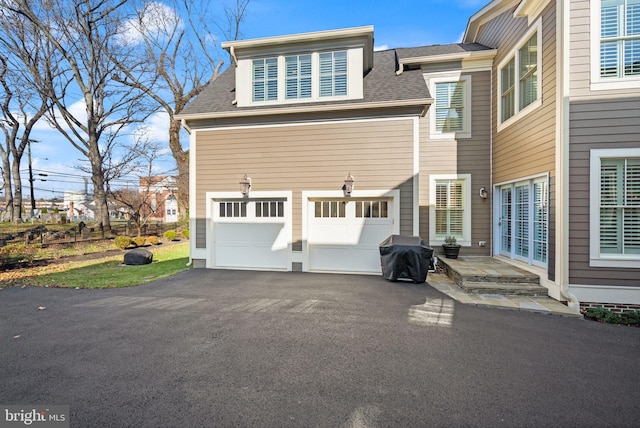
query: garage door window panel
[
  {"left": 219, "top": 201, "right": 247, "bottom": 218},
  {"left": 355, "top": 200, "right": 388, "bottom": 218},
  {"left": 315, "top": 201, "right": 346, "bottom": 218},
  {"left": 256, "top": 200, "right": 285, "bottom": 218}
]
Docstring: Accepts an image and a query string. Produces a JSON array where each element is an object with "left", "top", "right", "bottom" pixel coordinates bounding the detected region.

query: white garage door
[
  {"left": 308, "top": 198, "right": 394, "bottom": 273},
  {"left": 213, "top": 199, "right": 289, "bottom": 270}
]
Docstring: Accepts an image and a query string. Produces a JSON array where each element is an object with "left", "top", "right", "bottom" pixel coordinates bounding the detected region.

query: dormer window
[
  {"left": 319, "top": 51, "right": 348, "bottom": 97},
  {"left": 224, "top": 27, "right": 371, "bottom": 108},
  {"left": 285, "top": 54, "right": 312, "bottom": 100},
  {"left": 252, "top": 58, "right": 278, "bottom": 102}
]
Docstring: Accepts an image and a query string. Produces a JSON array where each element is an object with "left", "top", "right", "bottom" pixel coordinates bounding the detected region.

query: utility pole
[
  {"left": 28, "top": 138, "right": 35, "bottom": 217},
  {"left": 27, "top": 139, "right": 47, "bottom": 218}
]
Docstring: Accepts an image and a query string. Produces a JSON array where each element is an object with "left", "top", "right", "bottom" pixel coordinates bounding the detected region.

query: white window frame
[
  {"left": 285, "top": 54, "right": 312, "bottom": 100},
  {"left": 497, "top": 19, "right": 542, "bottom": 132},
  {"left": 590, "top": 0, "right": 640, "bottom": 91},
  {"left": 429, "top": 174, "right": 472, "bottom": 247},
  {"left": 252, "top": 57, "right": 278, "bottom": 103},
  {"left": 319, "top": 50, "right": 348, "bottom": 97},
  {"left": 590, "top": 148, "right": 640, "bottom": 268},
  {"left": 428, "top": 73, "right": 472, "bottom": 140},
  {"left": 240, "top": 49, "right": 360, "bottom": 107}
]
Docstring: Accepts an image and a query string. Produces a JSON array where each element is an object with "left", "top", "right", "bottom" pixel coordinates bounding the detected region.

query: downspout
[
  {"left": 556, "top": 0, "right": 579, "bottom": 311},
  {"left": 489, "top": 58, "right": 494, "bottom": 258},
  {"left": 230, "top": 46, "right": 239, "bottom": 105},
  {"left": 180, "top": 118, "right": 194, "bottom": 268}
]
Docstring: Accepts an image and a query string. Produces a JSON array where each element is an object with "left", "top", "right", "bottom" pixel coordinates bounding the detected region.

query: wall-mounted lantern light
[
  {"left": 239, "top": 174, "right": 251, "bottom": 196},
  {"left": 479, "top": 187, "right": 488, "bottom": 199},
  {"left": 343, "top": 173, "right": 355, "bottom": 197}
]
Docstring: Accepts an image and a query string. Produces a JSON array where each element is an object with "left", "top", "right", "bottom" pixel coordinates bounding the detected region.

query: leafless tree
[
  {"left": 0, "top": 20, "right": 51, "bottom": 223},
  {"left": 110, "top": 141, "right": 166, "bottom": 236},
  {"left": 112, "top": 0, "right": 251, "bottom": 216},
  {"left": 5, "top": 0, "right": 155, "bottom": 230}
]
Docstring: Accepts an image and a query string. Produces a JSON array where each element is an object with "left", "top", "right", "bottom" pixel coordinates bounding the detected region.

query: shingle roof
[
  {"left": 395, "top": 42, "right": 493, "bottom": 61},
  {"left": 180, "top": 48, "right": 430, "bottom": 116}
]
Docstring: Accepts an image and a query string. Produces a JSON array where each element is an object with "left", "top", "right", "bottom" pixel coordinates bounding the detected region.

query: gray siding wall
[
  {"left": 193, "top": 117, "right": 416, "bottom": 247},
  {"left": 569, "top": 98, "right": 640, "bottom": 287},
  {"left": 568, "top": 0, "right": 640, "bottom": 286},
  {"left": 418, "top": 70, "right": 492, "bottom": 256}
]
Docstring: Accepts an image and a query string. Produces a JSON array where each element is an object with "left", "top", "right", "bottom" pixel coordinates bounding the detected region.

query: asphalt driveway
[{"left": 1, "top": 269, "right": 638, "bottom": 427}]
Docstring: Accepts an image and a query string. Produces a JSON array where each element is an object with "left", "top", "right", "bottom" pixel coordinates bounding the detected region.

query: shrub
[
  {"left": 114, "top": 236, "right": 134, "bottom": 250},
  {"left": 133, "top": 236, "right": 146, "bottom": 247},
  {"left": 163, "top": 230, "right": 177, "bottom": 241},
  {"left": 584, "top": 307, "right": 640, "bottom": 326},
  {"left": 146, "top": 235, "right": 159, "bottom": 245},
  {"left": 181, "top": 229, "right": 190, "bottom": 239},
  {"left": 0, "top": 244, "right": 37, "bottom": 264}
]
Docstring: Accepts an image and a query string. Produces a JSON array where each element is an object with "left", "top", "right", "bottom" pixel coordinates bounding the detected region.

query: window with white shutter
[
  {"left": 285, "top": 54, "right": 312, "bottom": 100},
  {"left": 599, "top": 158, "right": 640, "bottom": 254},
  {"left": 319, "top": 51, "right": 347, "bottom": 97},
  {"left": 497, "top": 21, "right": 542, "bottom": 129},
  {"left": 252, "top": 58, "right": 278, "bottom": 102},
  {"left": 435, "top": 82, "right": 465, "bottom": 133},
  {"left": 428, "top": 74, "right": 471, "bottom": 139},
  {"left": 435, "top": 180, "right": 464, "bottom": 239},
  {"left": 590, "top": 149, "right": 640, "bottom": 267},
  {"left": 519, "top": 32, "right": 538, "bottom": 110},
  {"left": 599, "top": 0, "right": 640, "bottom": 78},
  {"left": 430, "top": 175, "right": 471, "bottom": 246}
]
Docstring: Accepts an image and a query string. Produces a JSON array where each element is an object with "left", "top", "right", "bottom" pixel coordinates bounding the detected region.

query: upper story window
[
  {"left": 428, "top": 73, "right": 471, "bottom": 139},
  {"left": 252, "top": 58, "right": 278, "bottom": 102},
  {"left": 237, "top": 48, "right": 362, "bottom": 107},
  {"left": 600, "top": 0, "right": 640, "bottom": 78},
  {"left": 591, "top": 0, "right": 640, "bottom": 90},
  {"left": 497, "top": 21, "right": 542, "bottom": 130},
  {"left": 285, "top": 54, "right": 312, "bottom": 100},
  {"left": 319, "top": 51, "right": 348, "bottom": 97}
]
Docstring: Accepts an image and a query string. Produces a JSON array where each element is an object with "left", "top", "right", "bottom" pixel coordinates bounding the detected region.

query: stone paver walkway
[{"left": 426, "top": 272, "right": 582, "bottom": 318}]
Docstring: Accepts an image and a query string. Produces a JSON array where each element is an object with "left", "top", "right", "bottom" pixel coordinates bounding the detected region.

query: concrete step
[{"left": 461, "top": 281, "right": 548, "bottom": 296}]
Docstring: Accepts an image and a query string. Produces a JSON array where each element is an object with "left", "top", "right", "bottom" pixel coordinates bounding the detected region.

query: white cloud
[
  {"left": 131, "top": 111, "right": 170, "bottom": 145},
  {"left": 374, "top": 44, "right": 389, "bottom": 51},
  {"left": 118, "top": 2, "right": 183, "bottom": 46}
]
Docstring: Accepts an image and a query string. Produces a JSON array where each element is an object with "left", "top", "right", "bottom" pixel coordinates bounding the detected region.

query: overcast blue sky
[{"left": 26, "top": 0, "right": 487, "bottom": 198}]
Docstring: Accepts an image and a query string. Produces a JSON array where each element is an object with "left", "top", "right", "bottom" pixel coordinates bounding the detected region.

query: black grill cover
[{"left": 379, "top": 235, "right": 433, "bottom": 283}]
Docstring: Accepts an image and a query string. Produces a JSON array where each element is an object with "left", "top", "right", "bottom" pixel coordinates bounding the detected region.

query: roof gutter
[
  {"left": 396, "top": 49, "right": 497, "bottom": 75},
  {"left": 175, "top": 98, "right": 433, "bottom": 121}
]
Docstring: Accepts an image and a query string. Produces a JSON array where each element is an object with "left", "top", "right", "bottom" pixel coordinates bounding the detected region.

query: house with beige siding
[{"left": 177, "top": 0, "right": 640, "bottom": 311}]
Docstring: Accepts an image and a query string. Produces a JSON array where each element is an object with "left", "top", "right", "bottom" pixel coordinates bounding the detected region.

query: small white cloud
[
  {"left": 118, "top": 2, "right": 183, "bottom": 46},
  {"left": 374, "top": 44, "right": 389, "bottom": 51},
  {"left": 131, "top": 111, "right": 170, "bottom": 144}
]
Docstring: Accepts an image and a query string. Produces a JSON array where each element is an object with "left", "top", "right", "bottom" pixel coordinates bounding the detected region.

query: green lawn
[{"left": 18, "top": 242, "right": 190, "bottom": 289}]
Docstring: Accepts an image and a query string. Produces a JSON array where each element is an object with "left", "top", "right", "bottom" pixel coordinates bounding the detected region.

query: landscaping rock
[{"left": 124, "top": 248, "right": 153, "bottom": 265}]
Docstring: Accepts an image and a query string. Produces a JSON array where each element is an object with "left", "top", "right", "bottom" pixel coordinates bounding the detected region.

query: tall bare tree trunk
[
  {"left": 10, "top": 156, "right": 23, "bottom": 222},
  {"left": 1, "top": 155, "right": 13, "bottom": 221},
  {"left": 169, "top": 117, "right": 188, "bottom": 216}
]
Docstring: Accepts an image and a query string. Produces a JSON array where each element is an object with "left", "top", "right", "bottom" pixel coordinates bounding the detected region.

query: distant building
[
  {"left": 139, "top": 176, "right": 179, "bottom": 223},
  {"left": 63, "top": 179, "right": 94, "bottom": 220}
]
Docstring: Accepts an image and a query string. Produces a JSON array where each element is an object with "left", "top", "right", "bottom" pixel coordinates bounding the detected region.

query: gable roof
[{"left": 177, "top": 48, "right": 431, "bottom": 120}]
